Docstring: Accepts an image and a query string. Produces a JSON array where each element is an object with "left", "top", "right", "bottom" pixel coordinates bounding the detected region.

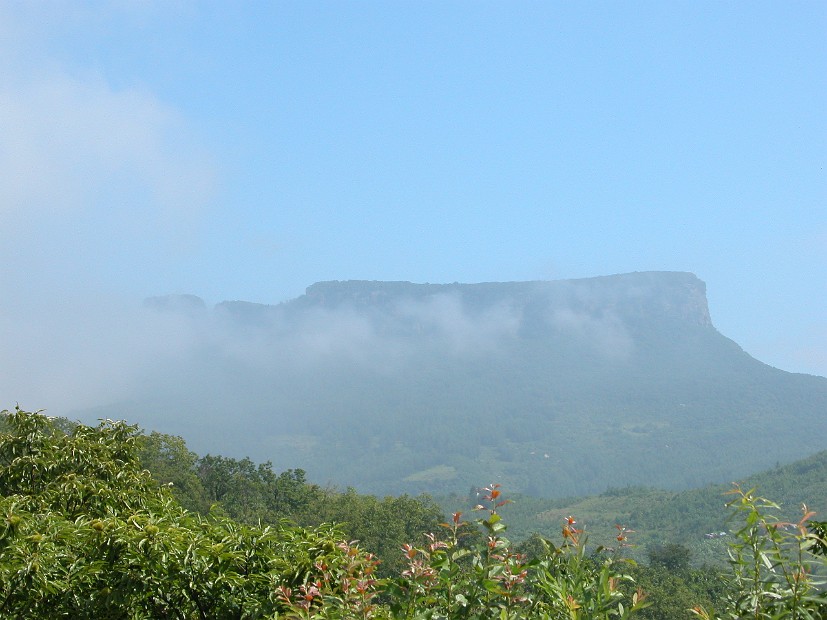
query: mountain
[{"left": 78, "top": 271, "right": 827, "bottom": 498}]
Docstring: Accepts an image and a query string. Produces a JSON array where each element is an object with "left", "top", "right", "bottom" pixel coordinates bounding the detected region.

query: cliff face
[{"left": 299, "top": 271, "right": 712, "bottom": 329}]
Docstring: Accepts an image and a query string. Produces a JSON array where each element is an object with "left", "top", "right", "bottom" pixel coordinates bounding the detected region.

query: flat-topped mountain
[
  {"left": 303, "top": 271, "right": 711, "bottom": 323},
  {"left": 217, "top": 271, "right": 711, "bottom": 331},
  {"left": 83, "top": 272, "right": 827, "bottom": 497}
]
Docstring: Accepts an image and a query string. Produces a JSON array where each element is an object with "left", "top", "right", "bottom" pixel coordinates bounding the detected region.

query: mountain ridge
[
  {"left": 161, "top": 271, "right": 715, "bottom": 333},
  {"left": 80, "top": 271, "right": 826, "bottom": 498}
]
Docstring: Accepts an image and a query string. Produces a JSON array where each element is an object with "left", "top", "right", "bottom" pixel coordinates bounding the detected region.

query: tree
[
  {"left": 272, "top": 468, "right": 320, "bottom": 517},
  {"left": 138, "top": 430, "right": 210, "bottom": 513},
  {"left": 647, "top": 543, "right": 692, "bottom": 571}
]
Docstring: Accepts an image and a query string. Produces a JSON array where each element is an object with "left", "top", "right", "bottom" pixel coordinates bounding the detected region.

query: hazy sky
[{"left": 1, "top": 1, "right": 825, "bottom": 393}]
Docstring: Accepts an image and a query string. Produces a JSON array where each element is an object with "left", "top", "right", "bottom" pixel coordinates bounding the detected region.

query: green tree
[
  {"left": 138, "top": 430, "right": 210, "bottom": 513},
  {"left": 648, "top": 543, "right": 692, "bottom": 572},
  {"left": 626, "top": 564, "right": 731, "bottom": 620},
  {"left": 272, "top": 468, "right": 320, "bottom": 517}
]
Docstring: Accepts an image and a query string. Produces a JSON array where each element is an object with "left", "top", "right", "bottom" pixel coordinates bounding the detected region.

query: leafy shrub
[
  {"left": 691, "top": 486, "right": 827, "bottom": 619},
  {"left": 384, "top": 484, "right": 649, "bottom": 619},
  {"left": 4, "top": 406, "right": 826, "bottom": 619},
  {"left": 0, "top": 407, "right": 372, "bottom": 619}
]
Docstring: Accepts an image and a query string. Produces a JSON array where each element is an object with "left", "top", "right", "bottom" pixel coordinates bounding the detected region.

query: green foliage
[
  {"left": 624, "top": 564, "right": 732, "bottom": 620},
  {"left": 272, "top": 468, "right": 317, "bottom": 517},
  {"left": 0, "top": 411, "right": 653, "bottom": 618},
  {"left": 442, "top": 451, "right": 827, "bottom": 565},
  {"left": 648, "top": 543, "right": 692, "bottom": 571},
  {"left": 0, "top": 407, "right": 378, "bottom": 619},
  {"left": 137, "top": 431, "right": 446, "bottom": 580},
  {"left": 138, "top": 430, "right": 211, "bottom": 513},
  {"left": 385, "top": 484, "right": 649, "bottom": 619},
  {"left": 809, "top": 521, "right": 827, "bottom": 556},
  {"left": 4, "top": 406, "right": 827, "bottom": 619},
  {"left": 691, "top": 486, "right": 827, "bottom": 619}
]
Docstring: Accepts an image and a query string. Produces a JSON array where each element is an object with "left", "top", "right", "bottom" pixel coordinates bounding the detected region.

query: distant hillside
[
  {"left": 465, "top": 448, "right": 827, "bottom": 565},
  {"left": 78, "top": 271, "right": 827, "bottom": 498}
]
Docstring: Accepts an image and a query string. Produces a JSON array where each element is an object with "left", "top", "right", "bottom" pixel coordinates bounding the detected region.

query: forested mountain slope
[
  {"left": 77, "top": 271, "right": 827, "bottom": 497},
  {"left": 456, "top": 449, "right": 827, "bottom": 565}
]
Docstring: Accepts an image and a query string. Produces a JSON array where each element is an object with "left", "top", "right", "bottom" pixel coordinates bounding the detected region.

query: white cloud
[
  {"left": 0, "top": 4, "right": 216, "bottom": 413},
  {"left": 0, "top": 1, "right": 215, "bottom": 258},
  {"left": 550, "top": 307, "right": 634, "bottom": 360},
  {"left": 394, "top": 293, "right": 522, "bottom": 354},
  {"left": 0, "top": 71, "right": 213, "bottom": 231}
]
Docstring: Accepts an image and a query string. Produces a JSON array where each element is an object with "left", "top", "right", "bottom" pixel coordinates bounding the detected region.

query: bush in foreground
[{"left": 2, "top": 407, "right": 825, "bottom": 618}]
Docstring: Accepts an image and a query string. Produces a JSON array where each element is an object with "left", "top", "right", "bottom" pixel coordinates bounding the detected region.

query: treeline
[
  {"left": 138, "top": 431, "right": 443, "bottom": 577},
  {"left": 2, "top": 407, "right": 826, "bottom": 619}
]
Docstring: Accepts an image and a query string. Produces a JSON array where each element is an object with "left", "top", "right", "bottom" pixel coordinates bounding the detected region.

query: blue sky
[{"left": 1, "top": 1, "right": 825, "bottom": 383}]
